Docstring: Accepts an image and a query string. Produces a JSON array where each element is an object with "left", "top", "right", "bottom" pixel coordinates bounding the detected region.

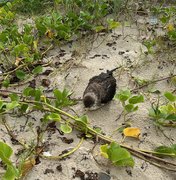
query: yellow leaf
[
  {"left": 100, "top": 144, "right": 109, "bottom": 158},
  {"left": 167, "top": 23, "right": 175, "bottom": 32},
  {"left": 33, "top": 40, "right": 38, "bottom": 51},
  {"left": 123, "top": 127, "right": 141, "bottom": 138},
  {"left": 45, "top": 30, "right": 54, "bottom": 38}
]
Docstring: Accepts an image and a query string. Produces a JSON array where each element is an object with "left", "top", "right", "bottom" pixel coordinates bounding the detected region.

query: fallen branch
[{"left": 132, "top": 74, "right": 176, "bottom": 92}]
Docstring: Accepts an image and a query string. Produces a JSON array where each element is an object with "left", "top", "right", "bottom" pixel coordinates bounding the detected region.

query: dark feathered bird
[{"left": 83, "top": 67, "right": 120, "bottom": 110}]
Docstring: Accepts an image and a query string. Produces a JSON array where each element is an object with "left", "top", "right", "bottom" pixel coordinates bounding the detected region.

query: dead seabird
[{"left": 83, "top": 67, "right": 120, "bottom": 110}]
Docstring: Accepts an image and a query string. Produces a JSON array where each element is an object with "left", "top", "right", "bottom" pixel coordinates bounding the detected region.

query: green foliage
[
  {"left": 143, "top": 40, "right": 156, "bottom": 54},
  {"left": 54, "top": 89, "right": 74, "bottom": 108},
  {"left": 2, "top": 79, "right": 10, "bottom": 88},
  {"left": 74, "top": 115, "right": 89, "bottom": 132},
  {"left": 149, "top": 91, "right": 176, "bottom": 126},
  {"left": 45, "top": 112, "right": 61, "bottom": 122},
  {"left": 164, "top": 91, "right": 176, "bottom": 102},
  {"left": 13, "top": 0, "right": 54, "bottom": 14},
  {"left": 60, "top": 123, "right": 72, "bottom": 134},
  {"left": 115, "top": 89, "right": 144, "bottom": 114},
  {"left": 100, "top": 142, "right": 134, "bottom": 167},
  {"left": 0, "top": 2, "right": 15, "bottom": 25},
  {"left": 35, "top": 11, "right": 71, "bottom": 41},
  {"left": 145, "top": 5, "right": 176, "bottom": 54},
  {"left": 32, "top": 65, "right": 43, "bottom": 75},
  {"left": 16, "top": 70, "right": 26, "bottom": 80},
  {"left": 0, "top": 141, "right": 19, "bottom": 180},
  {"left": 9, "top": 93, "right": 19, "bottom": 101},
  {"left": 115, "top": 89, "right": 131, "bottom": 102},
  {"left": 154, "top": 144, "right": 176, "bottom": 157},
  {"left": 129, "top": 95, "right": 144, "bottom": 104},
  {"left": 0, "top": 0, "right": 122, "bottom": 87}
]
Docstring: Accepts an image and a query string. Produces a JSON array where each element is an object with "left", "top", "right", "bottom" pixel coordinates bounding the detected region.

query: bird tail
[{"left": 107, "top": 66, "right": 121, "bottom": 75}]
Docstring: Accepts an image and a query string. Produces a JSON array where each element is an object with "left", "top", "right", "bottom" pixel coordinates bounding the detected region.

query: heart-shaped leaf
[
  {"left": 6, "top": 101, "right": 19, "bottom": 111},
  {"left": 129, "top": 95, "right": 144, "bottom": 104},
  {"left": 32, "top": 65, "right": 43, "bottom": 75},
  {"left": 107, "top": 142, "right": 134, "bottom": 167},
  {"left": 16, "top": 70, "right": 26, "bottom": 80},
  {"left": 60, "top": 124, "right": 72, "bottom": 134},
  {"left": 164, "top": 92, "right": 176, "bottom": 102},
  {"left": 115, "top": 90, "right": 131, "bottom": 102},
  {"left": 46, "top": 113, "right": 61, "bottom": 122},
  {"left": 125, "top": 104, "right": 138, "bottom": 112}
]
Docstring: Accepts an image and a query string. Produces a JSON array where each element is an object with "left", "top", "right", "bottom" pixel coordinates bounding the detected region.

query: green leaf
[
  {"left": 154, "top": 145, "right": 176, "bottom": 157},
  {"left": 54, "top": 89, "right": 74, "bottom": 107},
  {"left": 148, "top": 108, "right": 157, "bottom": 117},
  {"left": 16, "top": 70, "right": 26, "bottom": 80},
  {"left": 75, "top": 116, "right": 89, "bottom": 132},
  {"left": 159, "top": 104, "right": 175, "bottom": 115},
  {"left": 33, "top": 89, "right": 41, "bottom": 101},
  {"left": 114, "top": 157, "right": 134, "bottom": 167},
  {"left": 107, "top": 142, "right": 134, "bottom": 167},
  {"left": 93, "top": 126, "right": 102, "bottom": 133},
  {"left": 60, "top": 124, "right": 72, "bottom": 134},
  {"left": 20, "top": 104, "right": 28, "bottom": 113},
  {"left": 164, "top": 92, "right": 176, "bottom": 102},
  {"left": 0, "top": 100, "right": 4, "bottom": 110},
  {"left": 129, "top": 95, "right": 144, "bottom": 104},
  {"left": 3, "top": 165, "right": 19, "bottom": 180},
  {"left": 107, "top": 19, "right": 120, "bottom": 29},
  {"left": 46, "top": 113, "right": 61, "bottom": 122},
  {"left": 54, "top": 89, "right": 62, "bottom": 100},
  {"left": 0, "top": 141, "right": 13, "bottom": 160},
  {"left": 23, "top": 87, "right": 34, "bottom": 96},
  {"left": 79, "top": 115, "right": 89, "bottom": 124},
  {"left": 115, "top": 90, "right": 131, "bottom": 102},
  {"left": 100, "top": 144, "right": 109, "bottom": 158},
  {"left": 6, "top": 101, "right": 19, "bottom": 111},
  {"left": 166, "top": 114, "right": 176, "bottom": 121},
  {"left": 125, "top": 104, "right": 138, "bottom": 112},
  {"left": 2, "top": 79, "right": 10, "bottom": 88},
  {"left": 32, "top": 65, "right": 43, "bottom": 74},
  {"left": 9, "top": 93, "right": 19, "bottom": 102},
  {"left": 94, "top": 25, "right": 105, "bottom": 32}
]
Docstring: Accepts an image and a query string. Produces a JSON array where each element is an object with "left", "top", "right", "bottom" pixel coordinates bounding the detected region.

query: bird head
[{"left": 83, "top": 92, "right": 99, "bottom": 110}]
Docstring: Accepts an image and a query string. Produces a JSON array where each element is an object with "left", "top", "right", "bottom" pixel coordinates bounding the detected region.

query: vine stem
[
  {"left": 132, "top": 74, "right": 176, "bottom": 92},
  {"left": 41, "top": 138, "right": 84, "bottom": 160},
  {"left": 41, "top": 100, "right": 176, "bottom": 171},
  {"left": 2, "top": 98, "right": 176, "bottom": 171},
  {"left": 2, "top": 117, "right": 29, "bottom": 149}
]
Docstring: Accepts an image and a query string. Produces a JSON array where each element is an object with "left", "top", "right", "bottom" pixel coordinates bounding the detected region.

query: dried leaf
[
  {"left": 123, "top": 127, "right": 141, "bottom": 139},
  {"left": 15, "top": 57, "right": 23, "bottom": 66},
  {"left": 21, "top": 158, "right": 36, "bottom": 177}
]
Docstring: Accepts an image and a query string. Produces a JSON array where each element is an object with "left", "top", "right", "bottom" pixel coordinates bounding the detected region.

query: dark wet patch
[
  {"left": 56, "top": 164, "right": 62, "bottom": 172},
  {"left": 126, "top": 168, "right": 132, "bottom": 177},
  {"left": 118, "top": 51, "right": 125, "bottom": 55},
  {"left": 90, "top": 54, "right": 101, "bottom": 59},
  {"left": 44, "top": 168, "right": 54, "bottom": 174},
  {"left": 41, "top": 78, "right": 51, "bottom": 87},
  {"left": 42, "top": 69, "right": 53, "bottom": 76},
  {"left": 106, "top": 42, "right": 116, "bottom": 47},
  {"left": 29, "top": 79, "right": 36, "bottom": 88},
  {"left": 60, "top": 137, "right": 74, "bottom": 144}
]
